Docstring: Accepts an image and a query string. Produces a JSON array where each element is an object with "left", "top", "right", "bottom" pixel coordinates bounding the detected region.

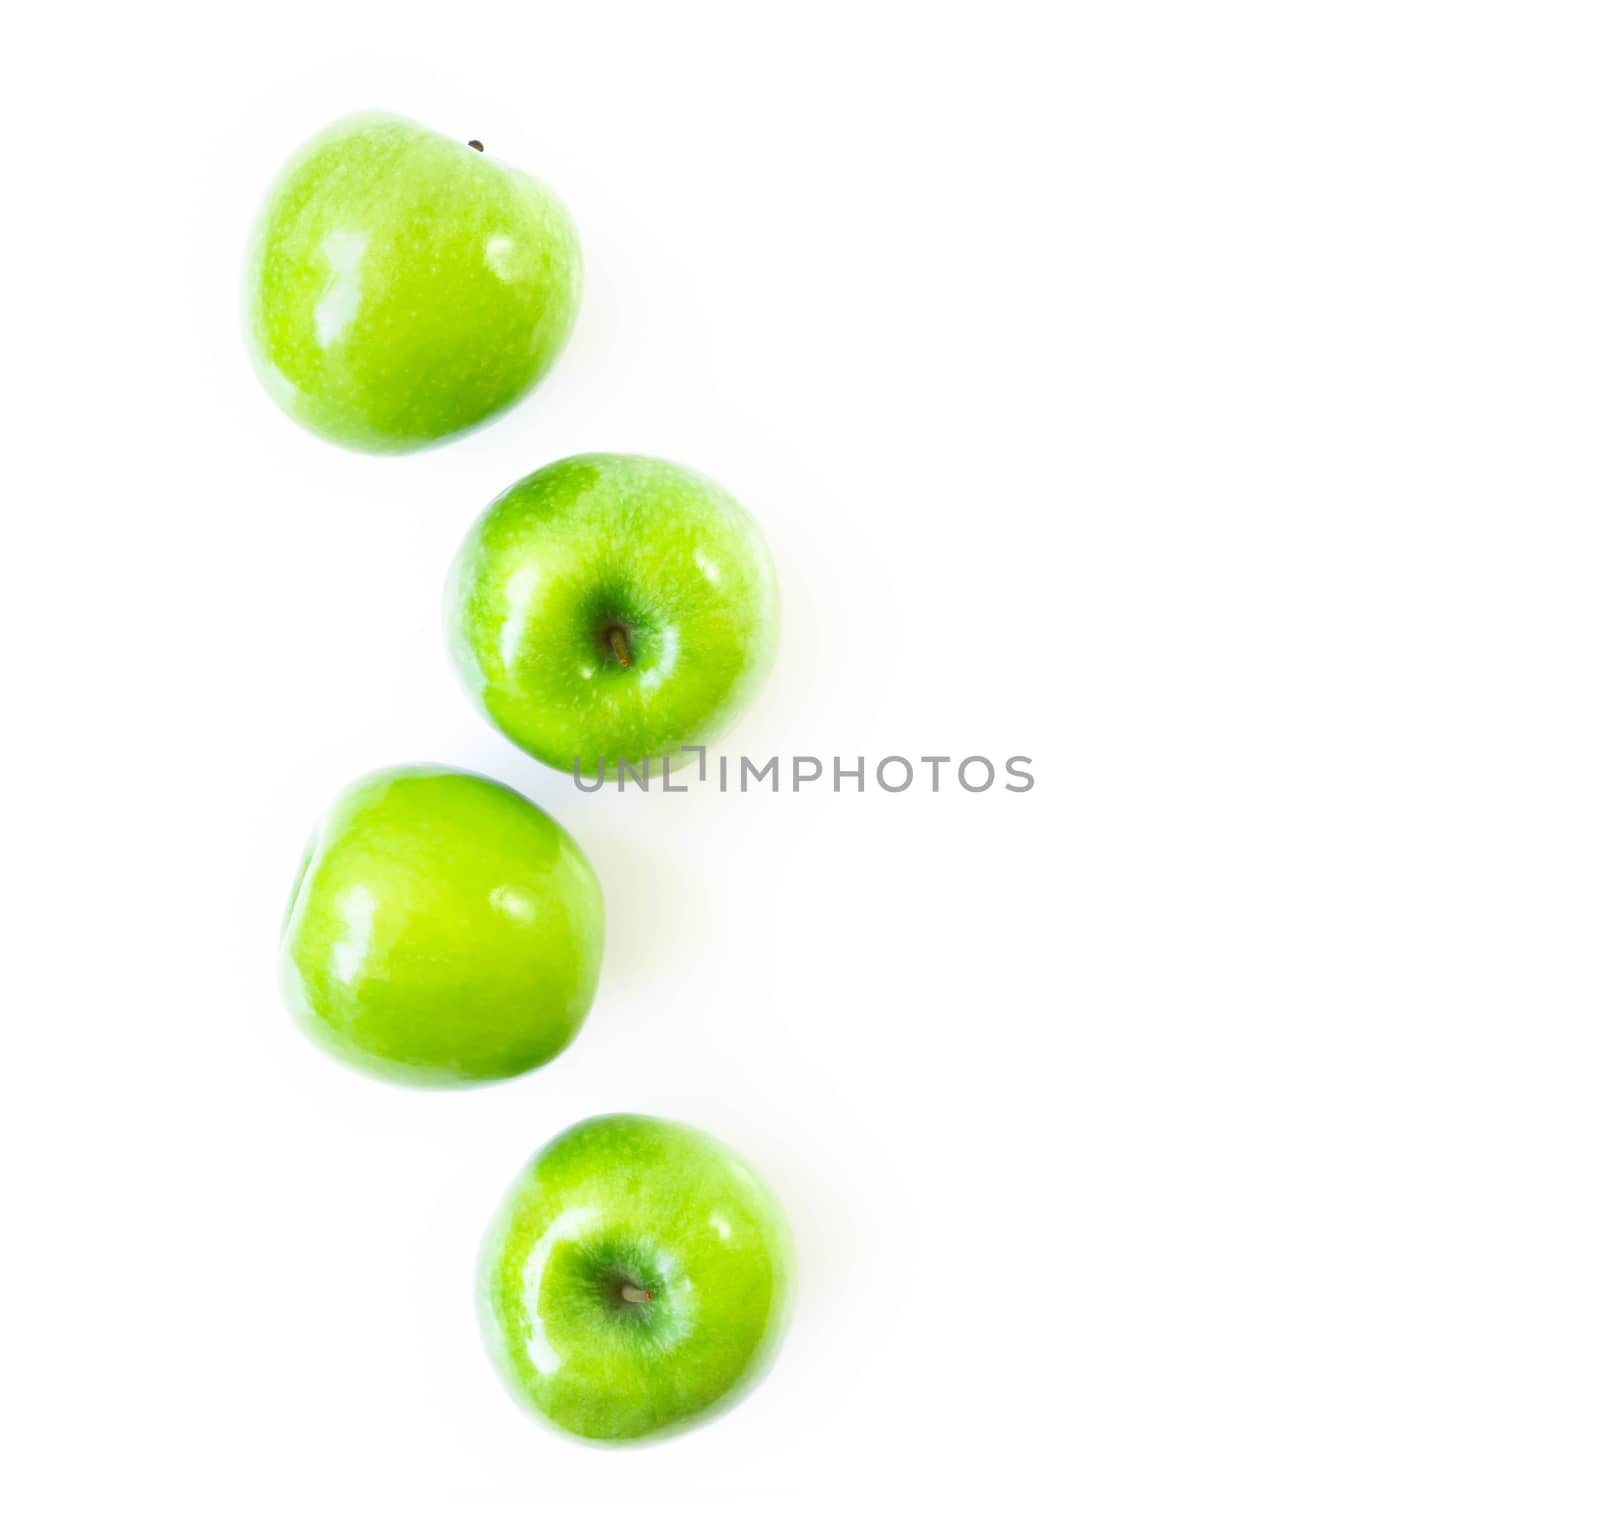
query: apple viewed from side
[
  {"left": 448, "top": 454, "right": 779, "bottom": 776},
  {"left": 244, "top": 111, "right": 581, "bottom": 452},
  {"left": 280, "top": 766, "right": 603, "bottom": 1086},
  {"left": 479, "top": 1114, "right": 794, "bottom": 1442}
]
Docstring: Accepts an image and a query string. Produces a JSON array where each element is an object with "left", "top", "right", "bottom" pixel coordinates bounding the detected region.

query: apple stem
[
  {"left": 620, "top": 1284, "right": 653, "bottom": 1304},
  {"left": 607, "top": 626, "right": 631, "bottom": 668},
  {"left": 467, "top": 139, "right": 484, "bottom": 152}
]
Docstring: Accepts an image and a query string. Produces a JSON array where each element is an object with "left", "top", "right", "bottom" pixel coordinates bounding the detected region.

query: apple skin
[
  {"left": 244, "top": 112, "right": 581, "bottom": 453},
  {"left": 280, "top": 766, "right": 603, "bottom": 1086},
  {"left": 448, "top": 454, "right": 779, "bottom": 776},
  {"left": 479, "top": 1114, "right": 795, "bottom": 1443}
]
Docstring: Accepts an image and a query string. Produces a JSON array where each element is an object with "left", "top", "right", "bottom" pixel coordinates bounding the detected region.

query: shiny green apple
[
  {"left": 448, "top": 454, "right": 779, "bottom": 776},
  {"left": 279, "top": 766, "right": 603, "bottom": 1086},
  {"left": 244, "top": 111, "right": 581, "bottom": 452},
  {"left": 479, "top": 1114, "right": 794, "bottom": 1442}
]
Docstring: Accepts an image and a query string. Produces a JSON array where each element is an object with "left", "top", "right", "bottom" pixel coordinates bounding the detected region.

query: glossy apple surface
[
  {"left": 280, "top": 766, "right": 603, "bottom": 1085},
  {"left": 479, "top": 1114, "right": 794, "bottom": 1442},
  {"left": 448, "top": 454, "right": 779, "bottom": 775},
  {"left": 244, "top": 111, "right": 581, "bottom": 452}
]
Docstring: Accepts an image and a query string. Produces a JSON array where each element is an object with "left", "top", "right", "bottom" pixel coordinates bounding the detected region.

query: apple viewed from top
[
  {"left": 479, "top": 1114, "right": 795, "bottom": 1442},
  {"left": 449, "top": 453, "right": 779, "bottom": 777}
]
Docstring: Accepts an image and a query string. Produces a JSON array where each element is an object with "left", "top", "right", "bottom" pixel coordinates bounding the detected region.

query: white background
[{"left": 6, "top": 2, "right": 1599, "bottom": 1533}]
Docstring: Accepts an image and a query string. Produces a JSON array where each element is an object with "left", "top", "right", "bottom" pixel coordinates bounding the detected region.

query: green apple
[
  {"left": 448, "top": 454, "right": 779, "bottom": 775},
  {"left": 479, "top": 1114, "right": 794, "bottom": 1442},
  {"left": 244, "top": 111, "right": 581, "bottom": 453},
  {"left": 279, "top": 766, "right": 603, "bottom": 1086}
]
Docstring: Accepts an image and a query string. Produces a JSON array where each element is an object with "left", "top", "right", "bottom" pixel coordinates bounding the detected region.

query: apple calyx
[{"left": 467, "top": 139, "right": 484, "bottom": 152}]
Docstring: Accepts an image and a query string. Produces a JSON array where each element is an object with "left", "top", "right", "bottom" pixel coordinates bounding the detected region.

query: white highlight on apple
[
  {"left": 636, "top": 624, "right": 679, "bottom": 693},
  {"left": 498, "top": 566, "right": 540, "bottom": 672},
  {"left": 483, "top": 233, "right": 525, "bottom": 284},
  {"left": 314, "top": 231, "right": 369, "bottom": 348},
  {"left": 331, "top": 885, "right": 376, "bottom": 986},
  {"left": 489, "top": 885, "right": 536, "bottom": 923},
  {"left": 521, "top": 1207, "right": 600, "bottom": 1375},
  {"left": 648, "top": 1250, "right": 696, "bottom": 1348}
]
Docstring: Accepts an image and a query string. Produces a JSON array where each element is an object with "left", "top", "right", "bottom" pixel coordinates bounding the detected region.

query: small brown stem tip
[{"left": 467, "top": 139, "right": 484, "bottom": 152}]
